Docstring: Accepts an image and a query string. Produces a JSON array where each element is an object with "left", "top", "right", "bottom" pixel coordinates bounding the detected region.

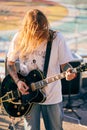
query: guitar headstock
[{"left": 76, "top": 63, "right": 87, "bottom": 73}]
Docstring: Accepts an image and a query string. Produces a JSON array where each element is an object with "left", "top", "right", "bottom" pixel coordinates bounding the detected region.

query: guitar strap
[{"left": 43, "top": 40, "right": 52, "bottom": 78}]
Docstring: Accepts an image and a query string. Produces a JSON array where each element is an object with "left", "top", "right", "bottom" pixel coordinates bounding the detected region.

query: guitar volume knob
[
  {"left": 34, "top": 74, "right": 36, "bottom": 77},
  {"left": 17, "top": 112, "right": 21, "bottom": 116},
  {"left": 21, "top": 106, "right": 24, "bottom": 110},
  {"left": 14, "top": 105, "right": 17, "bottom": 109}
]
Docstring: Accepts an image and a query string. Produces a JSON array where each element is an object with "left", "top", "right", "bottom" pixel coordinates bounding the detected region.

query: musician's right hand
[{"left": 17, "top": 80, "right": 29, "bottom": 95}]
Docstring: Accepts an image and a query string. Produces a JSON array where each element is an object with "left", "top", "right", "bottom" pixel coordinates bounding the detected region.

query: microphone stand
[{"left": 64, "top": 81, "right": 81, "bottom": 120}]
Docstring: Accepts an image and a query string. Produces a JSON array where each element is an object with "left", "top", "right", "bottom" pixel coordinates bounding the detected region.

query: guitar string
[{"left": 0, "top": 63, "right": 87, "bottom": 104}]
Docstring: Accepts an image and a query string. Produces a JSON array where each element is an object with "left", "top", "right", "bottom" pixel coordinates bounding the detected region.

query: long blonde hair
[{"left": 14, "top": 9, "right": 50, "bottom": 60}]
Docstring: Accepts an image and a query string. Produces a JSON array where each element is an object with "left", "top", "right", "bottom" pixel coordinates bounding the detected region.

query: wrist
[{"left": 15, "top": 79, "right": 20, "bottom": 85}]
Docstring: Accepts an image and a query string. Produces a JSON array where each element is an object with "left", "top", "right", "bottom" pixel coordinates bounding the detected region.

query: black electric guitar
[{"left": 0, "top": 63, "right": 87, "bottom": 117}]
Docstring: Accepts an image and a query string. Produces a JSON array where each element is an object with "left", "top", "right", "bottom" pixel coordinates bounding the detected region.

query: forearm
[{"left": 7, "top": 61, "right": 20, "bottom": 84}]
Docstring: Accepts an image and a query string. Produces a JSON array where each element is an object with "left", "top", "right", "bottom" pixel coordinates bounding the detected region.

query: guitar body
[
  {"left": 1, "top": 63, "right": 87, "bottom": 117},
  {"left": 1, "top": 69, "right": 46, "bottom": 117}
]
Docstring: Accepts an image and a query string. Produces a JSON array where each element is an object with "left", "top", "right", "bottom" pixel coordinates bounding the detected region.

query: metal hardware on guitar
[{"left": 0, "top": 63, "right": 87, "bottom": 117}]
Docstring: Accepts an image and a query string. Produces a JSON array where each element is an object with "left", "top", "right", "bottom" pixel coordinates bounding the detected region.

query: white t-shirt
[{"left": 7, "top": 32, "right": 74, "bottom": 105}]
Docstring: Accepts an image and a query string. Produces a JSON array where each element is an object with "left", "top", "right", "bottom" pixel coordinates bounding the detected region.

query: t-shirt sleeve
[
  {"left": 7, "top": 32, "right": 19, "bottom": 62},
  {"left": 57, "top": 32, "right": 74, "bottom": 65}
]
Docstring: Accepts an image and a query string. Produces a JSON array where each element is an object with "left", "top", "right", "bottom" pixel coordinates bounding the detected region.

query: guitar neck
[
  {"left": 31, "top": 71, "right": 66, "bottom": 91},
  {"left": 31, "top": 66, "right": 83, "bottom": 91},
  {"left": 45, "top": 72, "right": 66, "bottom": 84},
  {"left": 24, "top": 63, "right": 87, "bottom": 91},
  {"left": 45, "top": 66, "right": 80, "bottom": 85}
]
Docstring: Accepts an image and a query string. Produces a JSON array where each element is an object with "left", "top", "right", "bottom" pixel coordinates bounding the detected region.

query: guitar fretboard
[
  {"left": 34, "top": 72, "right": 66, "bottom": 90},
  {"left": 45, "top": 72, "right": 66, "bottom": 84},
  {"left": 31, "top": 63, "right": 87, "bottom": 91}
]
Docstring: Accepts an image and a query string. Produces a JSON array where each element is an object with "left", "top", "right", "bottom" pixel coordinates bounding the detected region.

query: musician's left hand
[{"left": 65, "top": 68, "right": 77, "bottom": 81}]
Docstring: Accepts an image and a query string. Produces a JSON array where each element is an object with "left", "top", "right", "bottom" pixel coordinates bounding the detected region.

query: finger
[
  {"left": 18, "top": 85, "right": 29, "bottom": 94},
  {"left": 20, "top": 88, "right": 29, "bottom": 95},
  {"left": 21, "top": 91, "right": 29, "bottom": 95},
  {"left": 23, "top": 82, "right": 29, "bottom": 90},
  {"left": 66, "top": 68, "right": 73, "bottom": 73},
  {"left": 22, "top": 86, "right": 29, "bottom": 93},
  {"left": 22, "top": 91, "right": 29, "bottom": 95}
]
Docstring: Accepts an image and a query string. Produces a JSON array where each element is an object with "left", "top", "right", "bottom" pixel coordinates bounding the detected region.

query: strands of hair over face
[{"left": 14, "top": 9, "right": 51, "bottom": 60}]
